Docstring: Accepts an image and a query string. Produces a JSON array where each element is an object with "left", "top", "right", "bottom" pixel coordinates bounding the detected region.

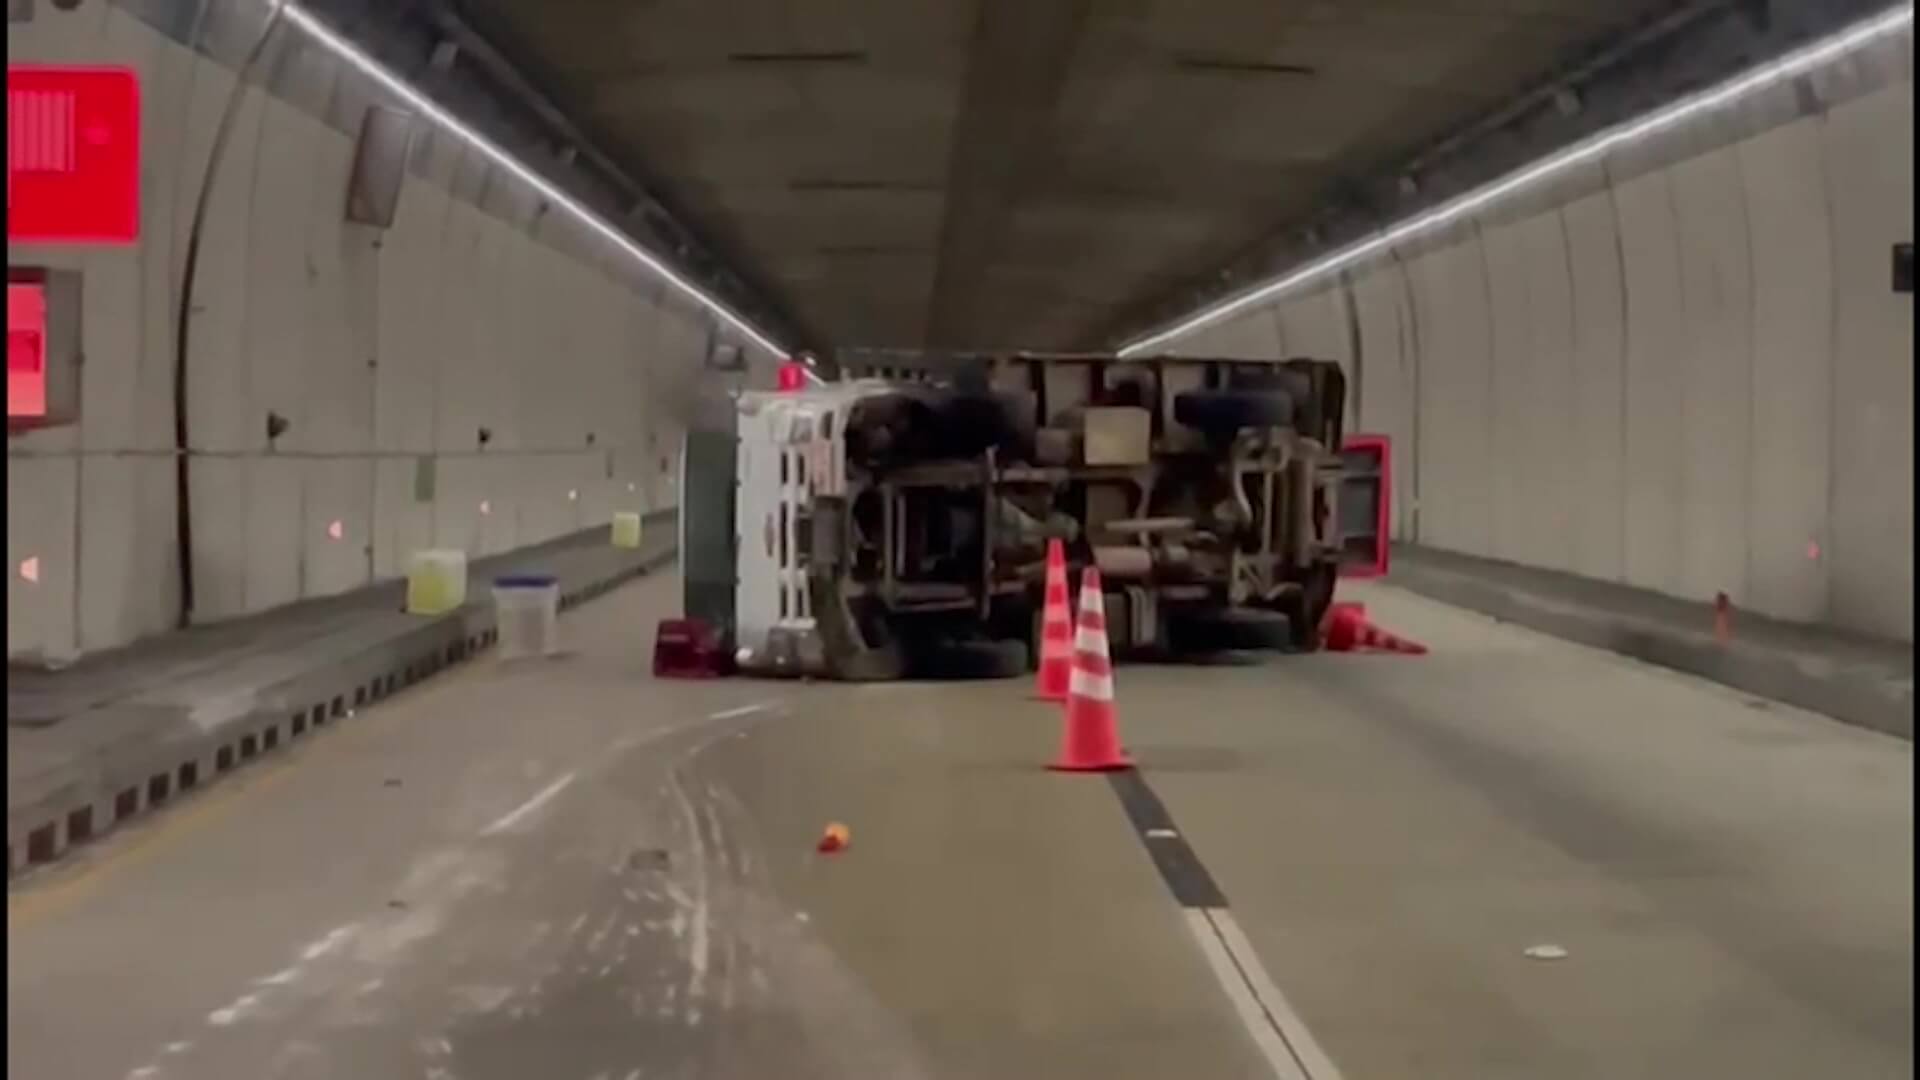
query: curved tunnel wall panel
[
  {"left": 1157, "top": 75, "right": 1914, "bottom": 642},
  {"left": 1614, "top": 167, "right": 1690, "bottom": 601},
  {"left": 1671, "top": 146, "right": 1756, "bottom": 608},
  {"left": 7, "top": 7, "right": 736, "bottom": 662},
  {"left": 1410, "top": 233, "right": 1496, "bottom": 561},
  {"left": 1738, "top": 118, "right": 1833, "bottom": 625},
  {"left": 1480, "top": 217, "right": 1535, "bottom": 570},
  {"left": 1562, "top": 189, "right": 1631, "bottom": 588},
  {"left": 1826, "top": 84, "right": 1915, "bottom": 645},
  {"left": 1350, "top": 261, "right": 1417, "bottom": 533},
  {"left": 1516, "top": 210, "right": 1580, "bottom": 575}
]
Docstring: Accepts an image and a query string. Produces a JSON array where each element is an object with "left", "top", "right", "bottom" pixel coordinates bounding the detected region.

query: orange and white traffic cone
[
  {"left": 1049, "top": 567, "right": 1133, "bottom": 772},
  {"left": 1033, "top": 539, "right": 1074, "bottom": 701},
  {"left": 1324, "top": 603, "right": 1426, "bottom": 655},
  {"left": 1322, "top": 602, "right": 1368, "bottom": 651},
  {"left": 1351, "top": 621, "right": 1428, "bottom": 656}
]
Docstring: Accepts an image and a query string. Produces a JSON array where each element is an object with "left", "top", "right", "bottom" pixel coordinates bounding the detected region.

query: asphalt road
[{"left": 8, "top": 571, "right": 1910, "bottom": 1079}]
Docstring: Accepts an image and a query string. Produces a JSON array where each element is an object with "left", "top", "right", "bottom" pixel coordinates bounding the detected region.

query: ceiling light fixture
[
  {"left": 279, "top": 2, "right": 789, "bottom": 358},
  {"left": 1118, "top": 3, "right": 1913, "bottom": 356}
]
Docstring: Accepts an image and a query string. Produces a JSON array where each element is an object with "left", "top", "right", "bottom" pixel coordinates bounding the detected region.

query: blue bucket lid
[{"left": 494, "top": 574, "right": 558, "bottom": 588}]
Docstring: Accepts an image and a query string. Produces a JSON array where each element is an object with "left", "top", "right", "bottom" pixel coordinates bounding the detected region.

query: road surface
[{"left": 8, "top": 571, "right": 1910, "bottom": 1079}]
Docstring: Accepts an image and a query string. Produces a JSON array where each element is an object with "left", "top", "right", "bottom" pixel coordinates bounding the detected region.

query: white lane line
[
  {"left": 1183, "top": 908, "right": 1344, "bottom": 1080},
  {"left": 708, "top": 702, "right": 776, "bottom": 720},
  {"left": 480, "top": 772, "right": 578, "bottom": 836},
  {"left": 300, "top": 923, "right": 358, "bottom": 961}
]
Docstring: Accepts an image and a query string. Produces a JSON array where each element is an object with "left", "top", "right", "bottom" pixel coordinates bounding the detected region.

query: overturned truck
[{"left": 728, "top": 351, "right": 1350, "bottom": 680}]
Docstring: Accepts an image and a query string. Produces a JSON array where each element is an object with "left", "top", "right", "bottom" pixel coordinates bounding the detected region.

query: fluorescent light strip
[
  {"left": 279, "top": 2, "right": 789, "bottom": 358},
  {"left": 1118, "top": 3, "right": 1914, "bottom": 356}
]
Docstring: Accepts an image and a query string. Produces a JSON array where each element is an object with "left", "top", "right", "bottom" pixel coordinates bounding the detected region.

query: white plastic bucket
[{"left": 492, "top": 575, "right": 560, "bottom": 660}]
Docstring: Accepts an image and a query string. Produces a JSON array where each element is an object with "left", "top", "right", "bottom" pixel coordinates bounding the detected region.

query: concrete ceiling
[{"left": 452, "top": 0, "right": 1682, "bottom": 350}]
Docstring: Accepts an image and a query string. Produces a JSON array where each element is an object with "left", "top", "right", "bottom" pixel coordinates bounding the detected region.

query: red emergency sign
[
  {"left": 777, "top": 361, "right": 808, "bottom": 392},
  {"left": 8, "top": 281, "right": 48, "bottom": 420},
  {"left": 7, "top": 66, "right": 141, "bottom": 245}
]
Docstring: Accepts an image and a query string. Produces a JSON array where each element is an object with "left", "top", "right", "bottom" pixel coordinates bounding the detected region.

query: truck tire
[
  {"left": 1173, "top": 388, "right": 1296, "bottom": 436},
  {"left": 908, "top": 639, "right": 1030, "bottom": 680},
  {"left": 1227, "top": 365, "right": 1314, "bottom": 400},
  {"left": 931, "top": 390, "right": 1038, "bottom": 460},
  {"left": 1168, "top": 609, "right": 1291, "bottom": 653},
  {"left": 1281, "top": 358, "right": 1345, "bottom": 447}
]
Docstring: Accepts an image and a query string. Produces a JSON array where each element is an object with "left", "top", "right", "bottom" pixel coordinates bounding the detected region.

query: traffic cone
[
  {"left": 1321, "top": 602, "right": 1367, "bottom": 649},
  {"left": 1033, "top": 539, "right": 1074, "bottom": 701},
  {"left": 1323, "top": 603, "right": 1368, "bottom": 652},
  {"left": 1324, "top": 604, "right": 1427, "bottom": 655},
  {"left": 1049, "top": 568, "right": 1133, "bottom": 772},
  {"left": 1350, "top": 621, "right": 1427, "bottom": 656}
]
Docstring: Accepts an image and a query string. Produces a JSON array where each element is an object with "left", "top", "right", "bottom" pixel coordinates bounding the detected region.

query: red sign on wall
[
  {"left": 8, "top": 281, "right": 48, "bottom": 420},
  {"left": 7, "top": 65, "right": 141, "bottom": 245}
]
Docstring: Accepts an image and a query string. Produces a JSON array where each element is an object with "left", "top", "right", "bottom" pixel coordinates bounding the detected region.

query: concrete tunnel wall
[
  {"left": 6, "top": 3, "right": 773, "bottom": 663},
  {"left": 1164, "top": 35, "right": 1913, "bottom": 644}
]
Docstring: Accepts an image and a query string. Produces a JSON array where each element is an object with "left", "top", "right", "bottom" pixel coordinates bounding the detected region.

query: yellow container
[
  {"left": 611, "top": 511, "right": 643, "bottom": 550},
  {"left": 406, "top": 549, "right": 469, "bottom": 615}
]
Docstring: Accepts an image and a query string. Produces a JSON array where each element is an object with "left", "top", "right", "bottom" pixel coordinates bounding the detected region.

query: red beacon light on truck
[{"left": 777, "top": 359, "right": 809, "bottom": 392}]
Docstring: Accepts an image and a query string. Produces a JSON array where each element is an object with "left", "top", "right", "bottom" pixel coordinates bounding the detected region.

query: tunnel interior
[{"left": 3, "top": 4, "right": 1914, "bottom": 1078}]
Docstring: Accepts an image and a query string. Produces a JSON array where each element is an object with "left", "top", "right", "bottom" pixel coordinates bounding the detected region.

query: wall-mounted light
[
  {"left": 567, "top": 489, "right": 579, "bottom": 501},
  {"left": 479, "top": 499, "right": 492, "bottom": 516},
  {"left": 326, "top": 519, "right": 345, "bottom": 541},
  {"left": 1118, "top": 4, "right": 1915, "bottom": 356},
  {"left": 19, "top": 556, "right": 41, "bottom": 584},
  {"left": 280, "top": 3, "right": 789, "bottom": 358}
]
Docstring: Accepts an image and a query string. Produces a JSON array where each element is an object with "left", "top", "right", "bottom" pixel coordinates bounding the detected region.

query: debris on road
[{"left": 817, "top": 822, "right": 851, "bottom": 854}]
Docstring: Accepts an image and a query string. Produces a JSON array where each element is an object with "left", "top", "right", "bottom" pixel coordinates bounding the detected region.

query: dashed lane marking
[
  {"left": 1108, "top": 771, "right": 1343, "bottom": 1080},
  {"left": 479, "top": 772, "right": 579, "bottom": 836}
]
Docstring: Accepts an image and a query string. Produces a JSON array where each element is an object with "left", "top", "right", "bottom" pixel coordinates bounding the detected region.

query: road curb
[
  {"left": 1384, "top": 548, "right": 1913, "bottom": 741},
  {"left": 8, "top": 535, "right": 679, "bottom": 882}
]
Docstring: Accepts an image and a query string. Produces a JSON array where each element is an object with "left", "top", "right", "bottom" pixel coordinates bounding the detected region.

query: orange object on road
[
  {"left": 817, "top": 822, "right": 851, "bottom": 854},
  {"left": 1324, "top": 604, "right": 1427, "bottom": 655},
  {"left": 1049, "top": 567, "right": 1134, "bottom": 772},
  {"left": 1033, "top": 538, "right": 1074, "bottom": 701}
]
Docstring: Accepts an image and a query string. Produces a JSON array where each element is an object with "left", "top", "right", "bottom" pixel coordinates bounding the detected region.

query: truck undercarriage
[{"left": 795, "top": 352, "right": 1351, "bottom": 681}]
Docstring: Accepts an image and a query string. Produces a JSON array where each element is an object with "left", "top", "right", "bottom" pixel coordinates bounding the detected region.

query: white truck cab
[{"left": 730, "top": 380, "right": 889, "bottom": 670}]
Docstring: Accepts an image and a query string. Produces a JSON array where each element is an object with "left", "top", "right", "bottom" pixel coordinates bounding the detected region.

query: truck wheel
[
  {"left": 1281, "top": 358, "right": 1346, "bottom": 446},
  {"left": 1173, "top": 388, "right": 1297, "bottom": 436},
  {"left": 1168, "top": 609, "right": 1291, "bottom": 653},
  {"left": 910, "top": 639, "right": 1030, "bottom": 680},
  {"left": 932, "top": 390, "right": 1038, "bottom": 459}
]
